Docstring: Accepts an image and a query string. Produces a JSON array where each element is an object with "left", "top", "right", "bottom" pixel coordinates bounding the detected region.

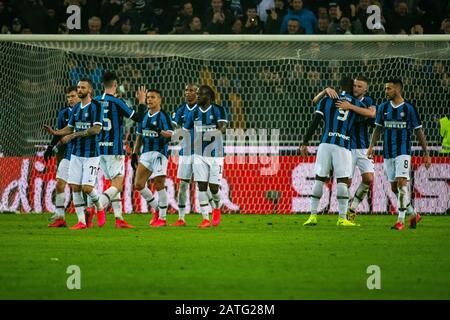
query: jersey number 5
[
  {"left": 103, "top": 110, "right": 111, "bottom": 131},
  {"left": 337, "top": 109, "right": 349, "bottom": 121}
]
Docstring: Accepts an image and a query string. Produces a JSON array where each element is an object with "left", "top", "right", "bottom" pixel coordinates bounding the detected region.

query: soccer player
[
  {"left": 44, "top": 86, "right": 80, "bottom": 227},
  {"left": 94, "top": 71, "right": 146, "bottom": 229},
  {"left": 132, "top": 89, "right": 174, "bottom": 227},
  {"left": 367, "top": 78, "right": 431, "bottom": 230},
  {"left": 44, "top": 78, "right": 105, "bottom": 230},
  {"left": 314, "top": 76, "right": 376, "bottom": 222},
  {"left": 183, "top": 85, "right": 228, "bottom": 228},
  {"left": 171, "top": 83, "right": 198, "bottom": 226},
  {"left": 300, "top": 76, "right": 364, "bottom": 227}
]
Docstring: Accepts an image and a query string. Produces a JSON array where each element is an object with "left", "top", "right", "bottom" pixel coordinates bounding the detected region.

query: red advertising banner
[{"left": 0, "top": 155, "right": 448, "bottom": 214}]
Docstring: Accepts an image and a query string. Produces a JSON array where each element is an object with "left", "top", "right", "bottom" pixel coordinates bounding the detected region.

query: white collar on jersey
[
  {"left": 148, "top": 110, "right": 160, "bottom": 117},
  {"left": 186, "top": 103, "right": 197, "bottom": 111},
  {"left": 80, "top": 101, "right": 91, "bottom": 109},
  {"left": 198, "top": 104, "right": 212, "bottom": 113},
  {"left": 390, "top": 100, "right": 405, "bottom": 109}
]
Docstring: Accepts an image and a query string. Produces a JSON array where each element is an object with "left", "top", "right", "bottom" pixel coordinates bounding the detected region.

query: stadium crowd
[{"left": 0, "top": 0, "right": 449, "bottom": 35}]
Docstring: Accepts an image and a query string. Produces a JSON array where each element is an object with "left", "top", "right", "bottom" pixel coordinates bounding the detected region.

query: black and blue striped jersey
[
  {"left": 350, "top": 95, "right": 375, "bottom": 150},
  {"left": 68, "top": 100, "right": 103, "bottom": 158},
  {"left": 172, "top": 103, "right": 197, "bottom": 156},
  {"left": 137, "top": 110, "right": 173, "bottom": 157},
  {"left": 57, "top": 106, "right": 73, "bottom": 160},
  {"left": 316, "top": 93, "right": 362, "bottom": 150},
  {"left": 183, "top": 104, "right": 228, "bottom": 157},
  {"left": 94, "top": 93, "right": 137, "bottom": 156},
  {"left": 375, "top": 100, "right": 422, "bottom": 159}
]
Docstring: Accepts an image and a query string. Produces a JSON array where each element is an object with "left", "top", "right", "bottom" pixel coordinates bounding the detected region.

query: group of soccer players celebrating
[
  {"left": 44, "top": 72, "right": 227, "bottom": 229},
  {"left": 43, "top": 70, "right": 430, "bottom": 231},
  {"left": 301, "top": 76, "right": 431, "bottom": 230}
]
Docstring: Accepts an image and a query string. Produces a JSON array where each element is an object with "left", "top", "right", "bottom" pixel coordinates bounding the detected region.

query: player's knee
[
  {"left": 362, "top": 174, "right": 374, "bottom": 185},
  {"left": 56, "top": 179, "right": 66, "bottom": 193},
  {"left": 70, "top": 184, "right": 81, "bottom": 192},
  {"left": 209, "top": 184, "right": 219, "bottom": 194},
  {"left": 198, "top": 182, "right": 208, "bottom": 192},
  {"left": 82, "top": 185, "right": 93, "bottom": 194},
  {"left": 397, "top": 178, "right": 407, "bottom": 188},
  {"left": 154, "top": 177, "right": 166, "bottom": 191},
  {"left": 337, "top": 177, "right": 350, "bottom": 186},
  {"left": 112, "top": 177, "right": 124, "bottom": 193},
  {"left": 134, "top": 180, "right": 145, "bottom": 191}
]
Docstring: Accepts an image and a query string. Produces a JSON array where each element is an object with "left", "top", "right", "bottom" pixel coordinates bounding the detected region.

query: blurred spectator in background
[
  {"left": 316, "top": 17, "right": 329, "bottom": 34},
  {"left": 10, "top": 17, "right": 24, "bottom": 34},
  {"left": 257, "top": 0, "right": 275, "bottom": 23},
  {"left": 13, "top": 0, "right": 47, "bottom": 33},
  {"left": 328, "top": 15, "right": 363, "bottom": 34},
  {"left": 440, "top": 17, "right": 450, "bottom": 34},
  {"left": 87, "top": 16, "right": 103, "bottom": 34},
  {"left": 386, "top": 0, "right": 416, "bottom": 34},
  {"left": 204, "top": 0, "right": 233, "bottom": 34},
  {"left": 0, "top": 1, "right": 10, "bottom": 32},
  {"left": 286, "top": 17, "right": 304, "bottom": 34},
  {"left": 243, "top": 5, "right": 263, "bottom": 34},
  {"left": 45, "top": 7, "right": 60, "bottom": 33},
  {"left": 57, "top": 22, "right": 69, "bottom": 34},
  {"left": 179, "top": 1, "right": 195, "bottom": 28},
  {"left": 264, "top": 0, "right": 287, "bottom": 34},
  {"left": 280, "top": 0, "right": 317, "bottom": 34},
  {"left": 230, "top": 16, "right": 243, "bottom": 34},
  {"left": 410, "top": 23, "right": 424, "bottom": 35},
  {"left": 186, "top": 15, "right": 204, "bottom": 34}
]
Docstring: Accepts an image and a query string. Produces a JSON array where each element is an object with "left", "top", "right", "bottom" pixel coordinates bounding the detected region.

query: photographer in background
[{"left": 243, "top": 5, "right": 263, "bottom": 34}]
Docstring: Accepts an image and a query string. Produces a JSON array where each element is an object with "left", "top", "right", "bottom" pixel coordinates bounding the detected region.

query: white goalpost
[{"left": 0, "top": 35, "right": 449, "bottom": 215}]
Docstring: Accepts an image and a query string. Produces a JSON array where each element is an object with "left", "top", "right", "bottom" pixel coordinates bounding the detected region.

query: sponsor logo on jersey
[
  {"left": 384, "top": 121, "right": 407, "bottom": 129},
  {"left": 75, "top": 122, "right": 91, "bottom": 130},
  {"left": 328, "top": 132, "right": 350, "bottom": 140}
]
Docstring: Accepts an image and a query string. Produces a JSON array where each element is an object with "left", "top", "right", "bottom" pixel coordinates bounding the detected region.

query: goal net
[{"left": 0, "top": 35, "right": 448, "bottom": 215}]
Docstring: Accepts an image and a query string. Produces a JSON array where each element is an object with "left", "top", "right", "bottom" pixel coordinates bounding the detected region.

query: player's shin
[
  {"left": 55, "top": 192, "right": 66, "bottom": 219},
  {"left": 310, "top": 180, "right": 324, "bottom": 214},
  {"left": 158, "top": 189, "right": 168, "bottom": 220},
  {"left": 73, "top": 192, "right": 86, "bottom": 224},
  {"left": 397, "top": 185, "right": 408, "bottom": 223},
  {"left": 88, "top": 189, "right": 103, "bottom": 211},
  {"left": 100, "top": 186, "right": 119, "bottom": 209},
  {"left": 350, "top": 183, "right": 370, "bottom": 212},
  {"left": 199, "top": 191, "right": 210, "bottom": 220},
  {"left": 111, "top": 193, "right": 123, "bottom": 219},
  {"left": 178, "top": 180, "right": 189, "bottom": 220},
  {"left": 210, "top": 191, "right": 220, "bottom": 209},
  {"left": 139, "top": 187, "right": 158, "bottom": 210},
  {"left": 337, "top": 183, "right": 350, "bottom": 219}
]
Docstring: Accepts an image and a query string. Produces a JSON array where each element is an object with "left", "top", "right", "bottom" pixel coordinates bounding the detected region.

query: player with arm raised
[
  {"left": 367, "top": 78, "right": 431, "bottom": 230},
  {"left": 44, "top": 78, "right": 104, "bottom": 230},
  {"left": 300, "top": 76, "right": 363, "bottom": 227},
  {"left": 328, "top": 76, "right": 376, "bottom": 223},
  {"left": 132, "top": 89, "right": 174, "bottom": 227},
  {"left": 45, "top": 86, "right": 79, "bottom": 227},
  {"left": 183, "top": 85, "right": 228, "bottom": 228},
  {"left": 94, "top": 71, "right": 146, "bottom": 228}
]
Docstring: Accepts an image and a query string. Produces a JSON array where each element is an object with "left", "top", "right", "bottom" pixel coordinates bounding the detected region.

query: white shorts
[
  {"left": 193, "top": 155, "right": 224, "bottom": 185},
  {"left": 351, "top": 148, "right": 375, "bottom": 176},
  {"left": 68, "top": 155, "right": 100, "bottom": 186},
  {"left": 56, "top": 158, "right": 70, "bottom": 182},
  {"left": 177, "top": 155, "right": 193, "bottom": 180},
  {"left": 383, "top": 155, "right": 412, "bottom": 182},
  {"left": 315, "top": 143, "right": 352, "bottom": 179},
  {"left": 99, "top": 155, "right": 125, "bottom": 180},
  {"left": 139, "top": 151, "right": 168, "bottom": 177}
]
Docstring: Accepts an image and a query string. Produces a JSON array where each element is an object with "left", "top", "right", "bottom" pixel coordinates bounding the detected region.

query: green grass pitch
[{"left": 0, "top": 213, "right": 449, "bottom": 300}]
